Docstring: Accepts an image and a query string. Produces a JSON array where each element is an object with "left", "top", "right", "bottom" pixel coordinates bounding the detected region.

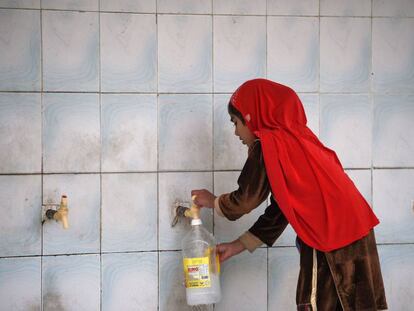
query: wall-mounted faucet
[
  {"left": 42, "top": 195, "right": 69, "bottom": 229},
  {"left": 171, "top": 195, "right": 200, "bottom": 227}
]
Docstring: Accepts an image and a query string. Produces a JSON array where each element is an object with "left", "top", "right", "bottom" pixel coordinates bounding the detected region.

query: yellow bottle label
[
  {"left": 183, "top": 257, "right": 211, "bottom": 288},
  {"left": 204, "top": 247, "right": 220, "bottom": 274}
]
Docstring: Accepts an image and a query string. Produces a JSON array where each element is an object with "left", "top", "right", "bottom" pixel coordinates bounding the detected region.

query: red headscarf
[{"left": 231, "top": 79, "right": 379, "bottom": 252}]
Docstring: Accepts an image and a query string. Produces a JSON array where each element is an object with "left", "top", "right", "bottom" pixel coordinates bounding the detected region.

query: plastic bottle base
[{"left": 186, "top": 287, "right": 221, "bottom": 306}]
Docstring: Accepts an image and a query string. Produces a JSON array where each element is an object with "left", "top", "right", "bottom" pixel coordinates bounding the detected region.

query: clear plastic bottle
[{"left": 182, "top": 218, "right": 221, "bottom": 306}]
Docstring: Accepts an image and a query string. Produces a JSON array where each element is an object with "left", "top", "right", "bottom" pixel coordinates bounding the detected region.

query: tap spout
[{"left": 45, "top": 195, "right": 69, "bottom": 229}]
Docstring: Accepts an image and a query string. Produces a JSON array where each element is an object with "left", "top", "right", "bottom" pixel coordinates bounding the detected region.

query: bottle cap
[{"left": 191, "top": 218, "right": 202, "bottom": 226}]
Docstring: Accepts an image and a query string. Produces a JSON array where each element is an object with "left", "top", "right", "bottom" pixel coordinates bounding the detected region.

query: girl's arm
[
  {"left": 192, "top": 140, "right": 269, "bottom": 219},
  {"left": 241, "top": 196, "right": 289, "bottom": 252},
  {"left": 216, "top": 140, "right": 270, "bottom": 220}
]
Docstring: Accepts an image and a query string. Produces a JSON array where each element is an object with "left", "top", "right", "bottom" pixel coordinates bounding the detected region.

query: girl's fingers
[
  {"left": 216, "top": 244, "right": 226, "bottom": 253},
  {"left": 191, "top": 189, "right": 209, "bottom": 195},
  {"left": 221, "top": 251, "right": 232, "bottom": 263}
]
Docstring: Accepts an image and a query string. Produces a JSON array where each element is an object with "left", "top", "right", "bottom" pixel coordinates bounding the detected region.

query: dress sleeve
[
  {"left": 238, "top": 196, "right": 289, "bottom": 252},
  {"left": 248, "top": 196, "right": 289, "bottom": 246},
  {"left": 217, "top": 140, "right": 271, "bottom": 221}
]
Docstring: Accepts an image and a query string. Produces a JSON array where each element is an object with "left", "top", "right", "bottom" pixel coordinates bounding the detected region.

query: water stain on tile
[
  {"left": 43, "top": 292, "right": 65, "bottom": 311},
  {"left": 107, "top": 128, "right": 153, "bottom": 169},
  {"left": 108, "top": 130, "right": 135, "bottom": 157},
  {"left": 27, "top": 304, "right": 41, "bottom": 311},
  {"left": 165, "top": 283, "right": 189, "bottom": 310}
]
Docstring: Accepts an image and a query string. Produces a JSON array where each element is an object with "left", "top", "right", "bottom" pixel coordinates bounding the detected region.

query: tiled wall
[{"left": 0, "top": 0, "right": 413, "bottom": 310}]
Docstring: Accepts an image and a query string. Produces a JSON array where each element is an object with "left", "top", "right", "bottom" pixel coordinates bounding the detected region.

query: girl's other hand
[
  {"left": 191, "top": 189, "right": 216, "bottom": 209},
  {"left": 216, "top": 240, "right": 246, "bottom": 263}
]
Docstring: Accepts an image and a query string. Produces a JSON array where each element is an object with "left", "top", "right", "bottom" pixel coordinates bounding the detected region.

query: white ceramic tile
[
  {"left": 213, "top": 171, "right": 268, "bottom": 244},
  {"left": 320, "top": 0, "right": 371, "bottom": 16},
  {"left": 320, "top": 17, "right": 371, "bottom": 92},
  {"left": 158, "top": 15, "right": 212, "bottom": 93},
  {"left": 0, "top": 9, "right": 40, "bottom": 91},
  {"left": 101, "top": 13, "right": 156, "bottom": 92},
  {"left": 272, "top": 229, "right": 296, "bottom": 248},
  {"left": 43, "top": 93, "right": 100, "bottom": 173},
  {"left": 0, "top": 0, "right": 39, "bottom": 8},
  {"left": 159, "top": 94, "right": 212, "bottom": 170},
  {"left": 0, "top": 175, "right": 41, "bottom": 257},
  {"left": 100, "top": 0, "right": 156, "bottom": 13},
  {"left": 102, "top": 173, "right": 157, "bottom": 252},
  {"left": 159, "top": 251, "right": 195, "bottom": 311},
  {"left": 101, "top": 94, "right": 157, "bottom": 172},
  {"left": 42, "top": 174, "right": 100, "bottom": 255},
  {"left": 213, "top": 94, "right": 247, "bottom": 170},
  {"left": 267, "top": 0, "right": 318, "bottom": 16},
  {"left": 373, "top": 169, "right": 414, "bottom": 243},
  {"left": 102, "top": 252, "right": 158, "bottom": 311},
  {"left": 267, "top": 17, "right": 319, "bottom": 92},
  {"left": 298, "top": 93, "right": 319, "bottom": 136},
  {"left": 268, "top": 247, "right": 300, "bottom": 310},
  {"left": 157, "top": 0, "right": 211, "bottom": 13},
  {"left": 214, "top": 16, "right": 266, "bottom": 92},
  {"left": 42, "top": 0, "right": 98, "bottom": 10},
  {"left": 373, "top": 95, "right": 414, "bottom": 167},
  {"left": 0, "top": 257, "right": 41, "bottom": 311},
  {"left": 320, "top": 94, "right": 371, "bottom": 168},
  {"left": 345, "top": 169, "right": 372, "bottom": 205},
  {"left": 0, "top": 93, "right": 41, "bottom": 173},
  {"left": 213, "top": 0, "right": 266, "bottom": 15},
  {"left": 215, "top": 248, "right": 267, "bottom": 311},
  {"left": 42, "top": 11, "right": 99, "bottom": 91},
  {"left": 373, "top": 0, "right": 414, "bottom": 17},
  {"left": 373, "top": 18, "right": 414, "bottom": 93},
  {"left": 378, "top": 244, "right": 414, "bottom": 310},
  {"left": 42, "top": 255, "right": 100, "bottom": 311},
  {"left": 159, "top": 172, "right": 213, "bottom": 250}
]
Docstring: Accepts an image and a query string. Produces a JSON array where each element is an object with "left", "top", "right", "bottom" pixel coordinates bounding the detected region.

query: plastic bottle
[{"left": 182, "top": 209, "right": 221, "bottom": 306}]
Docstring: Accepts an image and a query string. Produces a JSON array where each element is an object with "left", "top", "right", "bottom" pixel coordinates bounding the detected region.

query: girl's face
[{"left": 230, "top": 114, "right": 257, "bottom": 147}]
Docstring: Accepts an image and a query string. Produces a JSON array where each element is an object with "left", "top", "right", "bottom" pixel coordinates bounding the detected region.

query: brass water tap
[
  {"left": 171, "top": 195, "right": 200, "bottom": 227},
  {"left": 45, "top": 195, "right": 69, "bottom": 229}
]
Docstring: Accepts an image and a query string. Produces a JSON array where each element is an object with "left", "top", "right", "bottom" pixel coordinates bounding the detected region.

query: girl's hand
[
  {"left": 191, "top": 189, "right": 216, "bottom": 209},
  {"left": 216, "top": 240, "right": 246, "bottom": 263}
]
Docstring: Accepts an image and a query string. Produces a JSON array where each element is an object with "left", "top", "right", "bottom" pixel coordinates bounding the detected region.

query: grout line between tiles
[
  {"left": 211, "top": 3, "right": 215, "bottom": 239},
  {"left": 2, "top": 90, "right": 414, "bottom": 95},
  {"left": 39, "top": 1, "right": 44, "bottom": 309},
  {"left": 318, "top": 0, "right": 321, "bottom": 138},
  {"left": 2, "top": 167, "right": 414, "bottom": 178},
  {"left": 98, "top": 1, "right": 103, "bottom": 310},
  {"left": 370, "top": 0, "right": 375, "bottom": 211},
  {"left": 2, "top": 241, "right": 413, "bottom": 260},
  {"left": 155, "top": 1, "right": 160, "bottom": 308},
  {"left": 2, "top": 7, "right": 414, "bottom": 18}
]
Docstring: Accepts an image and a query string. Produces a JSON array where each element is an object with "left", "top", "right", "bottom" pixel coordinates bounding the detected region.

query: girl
[{"left": 192, "top": 79, "right": 387, "bottom": 311}]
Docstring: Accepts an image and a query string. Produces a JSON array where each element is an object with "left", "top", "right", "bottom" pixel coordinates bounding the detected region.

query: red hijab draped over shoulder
[{"left": 230, "top": 79, "right": 379, "bottom": 252}]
